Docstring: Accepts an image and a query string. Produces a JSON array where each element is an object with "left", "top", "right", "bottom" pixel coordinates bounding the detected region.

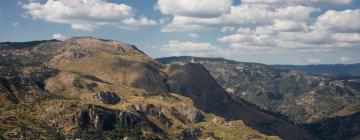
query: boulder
[
  {"left": 171, "top": 105, "right": 204, "bottom": 123},
  {"left": 93, "top": 91, "right": 121, "bottom": 105}
]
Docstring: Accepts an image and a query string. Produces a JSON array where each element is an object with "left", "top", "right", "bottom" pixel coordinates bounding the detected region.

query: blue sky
[{"left": 0, "top": 0, "right": 359, "bottom": 65}]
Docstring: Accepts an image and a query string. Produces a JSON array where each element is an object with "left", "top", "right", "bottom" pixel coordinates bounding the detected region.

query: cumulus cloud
[
  {"left": 241, "top": 0, "right": 353, "bottom": 5},
  {"left": 22, "top": 0, "right": 157, "bottom": 31},
  {"left": 159, "top": 40, "right": 220, "bottom": 56},
  {"left": 13, "top": 22, "right": 19, "bottom": 27},
  {"left": 218, "top": 8, "right": 360, "bottom": 52},
  {"left": 306, "top": 58, "right": 321, "bottom": 64},
  {"left": 156, "top": 0, "right": 359, "bottom": 55},
  {"left": 340, "top": 56, "right": 351, "bottom": 64},
  {"left": 52, "top": 33, "right": 67, "bottom": 41},
  {"left": 273, "top": 20, "right": 307, "bottom": 32},
  {"left": 313, "top": 9, "right": 360, "bottom": 33},
  {"left": 221, "top": 26, "right": 236, "bottom": 32},
  {"left": 333, "top": 33, "right": 360, "bottom": 42},
  {"left": 188, "top": 33, "right": 199, "bottom": 38},
  {"left": 159, "top": 2, "right": 318, "bottom": 32},
  {"left": 156, "top": 0, "right": 233, "bottom": 18},
  {"left": 155, "top": 39, "right": 276, "bottom": 58}
]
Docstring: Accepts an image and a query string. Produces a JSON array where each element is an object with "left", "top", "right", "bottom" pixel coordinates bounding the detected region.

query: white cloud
[
  {"left": 217, "top": 8, "right": 360, "bottom": 52},
  {"left": 241, "top": 0, "right": 352, "bottom": 5},
  {"left": 188, "top": 33, "right": 199, "bottom": 38},
  {"left": 22, "top": 0, "right": 156, "bottom": 31},
  {"left": 13, "top": 22, "right": 19, "bottom": 26},
  {"left": 278, "top": 30, "right": 333, "bottom": 45},
  {"left": 122, "top": 17, "right": 157, "bottom": 26},
  {"left": 306, "top": 58, "right": 321, "bottom": 64},
  {"left": 333, "top": 33, "right": 360, "bottom": 42},
  {"left": 159, "top": 3, "right": 318, "bottom": 32},
  {"left": 157, "top": 0, "right": 359, "bottom": 54},
  {"left": 340, "top": 56, "right": 351, "bottom": 64},
  {"left": 221, "top": 26, "right": 236, "bottom": 32},
  {"left": 52, "top": 33, "right": 67, "bottom": 41},
  {"left": 156, "top": 0, "right": 233, "bottom": 18},
  {"left": 219, "top": 33, "right": 276, "bottom": 46},
  {"left": 230, "top": 43, "right": 272, "bottom": 50},
  {"left": 313, "top": 9, "right": 360, "bottom": 33},
  {"left": 273, "top": 20, "right": 307, "bottom": 32},
  {"left": 160, "top": 40, "right": 220, "bottom": 56}
]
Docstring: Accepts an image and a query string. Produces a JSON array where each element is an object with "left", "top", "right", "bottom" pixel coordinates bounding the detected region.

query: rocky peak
[
  {"left": 63, "top": 37, "right": 145, "bottom": 55},
  {"left": 93, "top": 91, "right": 122, "bottom": 105},
  {"left": 31, "top": 37, "right": 146, "bottom": 64}
]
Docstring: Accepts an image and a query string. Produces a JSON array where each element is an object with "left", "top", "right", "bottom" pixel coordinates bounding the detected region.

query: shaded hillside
[
  {"left": 0, "top": 38, "right": 308, "bottom": 140},
  {"left": 165, "top": 63, "right": 313, "bottom": 139},
  {"left": 157, "top": 56, "right": 360, "bottom": 124},
  {"left": 304, "top": 112, "right": 360, "bottom": 140},
  {"left": 272, "top": 64, "right": 360, "bottom": 76}
]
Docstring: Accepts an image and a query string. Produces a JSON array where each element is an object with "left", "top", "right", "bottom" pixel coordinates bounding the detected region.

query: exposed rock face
[
  {"left": 93, "top": 91, "right": 122, "bottom": 105},
  {"left": 165, "top": 63, "right": 313, "bottom": 140},
  {"left": 75, "top": 105, "right": 160, "bottom": 131},
  {"left": 0, "top": 70, "right": 44, "bottom": 105},
  {"left": 0, "top": 38, "right": 314, "bottom": 140},
  {"left": 40, "top": 102, "right": 162, "bottom": 139},
  {"left": 170, "top": 105, "right": 204, "bottom": 123},
  {"left": 77, "top": 105, "right": 118, "bottom": 130},
  {"left": 175, "top": 127, "right": 201, "bottom": 140},
  {"left": 143, "top": 104, "right": 172, "bottom": 127},
  {"left": 158, "top": 56, "right": 360, "bottom": 124}
]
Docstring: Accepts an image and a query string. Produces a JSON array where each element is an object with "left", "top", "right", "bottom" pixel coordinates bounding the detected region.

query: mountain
[
  {"left": 157, "top": 56, "right": 360, "bottom": 124},
  {"left": 304, "top": 112, "right": 360, "bottom": 140},
  {"left": 272, "top": 64, "right": 360, "bottom": 76},
  {"left": 272, "top": 64, "right": 360, "bottom": 93},
  {"left": 0, "top": 38, "right": 314, "bottom": 140}
]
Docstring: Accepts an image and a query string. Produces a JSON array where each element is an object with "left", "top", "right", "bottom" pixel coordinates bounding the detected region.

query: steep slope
[
  {"left": 304, "top": 112, "right": 360, "bottom": 140},
  {"left": 0, "top": 38, "right": 286, "bottom": 140},
  {"left": 157, "top": 56, "right": 360, "bottom": 124},
  {"left": 164, "top": 63, "right": 313, "bottom": 140}
]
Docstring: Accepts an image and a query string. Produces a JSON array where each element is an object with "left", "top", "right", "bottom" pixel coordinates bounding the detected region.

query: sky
[{"left": 0, "top": 0, "right": 359, "bottom": 65}]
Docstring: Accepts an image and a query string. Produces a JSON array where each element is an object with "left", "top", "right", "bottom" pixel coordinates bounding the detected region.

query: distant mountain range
[
  {"left": 0, "top": 38, "right": 359, "bottom": 140},
  {"left": 157, "top": 56, "right": 360, "bottom": 140},
  {"left": 0, "top": 38, "right": 313, "bottom": 140},
  {"left": 272, "top": 64, "right": 360, "bottom": 76}
]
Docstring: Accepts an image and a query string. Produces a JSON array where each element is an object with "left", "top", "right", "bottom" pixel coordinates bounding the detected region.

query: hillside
[
  {"left": 0, "top": 38, "right": 315, "bottom": 140},
  {"left": 304, "top": 112, "right": 360, "bottom": 140},
  {"left": 272, "top": 64, "right": 360, "bottom": 76},
  {"left": 157, "top": 56, "right": 360, "bottom": 124}
]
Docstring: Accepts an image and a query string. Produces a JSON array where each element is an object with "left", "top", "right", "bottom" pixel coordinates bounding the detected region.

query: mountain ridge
[
  {"left": 157, "top": 56, "right": 360, "bottom": 122},
  {"left": 0, "top": 38, "right": 313, "bottom": 140}
]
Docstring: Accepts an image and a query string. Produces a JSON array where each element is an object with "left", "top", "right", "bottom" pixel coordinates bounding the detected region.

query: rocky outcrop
[
  {"left": 75, "top": 105, "right": 158, "bottom": 131},
  {"left": 175, "top": 127, "right": 201, "bottom": 140},
  {"left": 76, "top": 105, "right": 117, "bottom": 130},
  {"left": 143, "top": 104, "right": 172, "bottom": 127},
  {"left": 0, "top": 70, "right": 43, "bottom": 105},
  {"left": 93, "top": 91, "right": 122, "bottom": 105},
  {"left": 39, "top": 102, "right": 163, "bottom": 139},
  {"left": 170, "top": 106, "right": 204, "bottom": 124}
]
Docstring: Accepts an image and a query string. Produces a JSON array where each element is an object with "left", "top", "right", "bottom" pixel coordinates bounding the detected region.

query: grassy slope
[{"left": 0, "top": 38, "right": 280, "bottom": 140}]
